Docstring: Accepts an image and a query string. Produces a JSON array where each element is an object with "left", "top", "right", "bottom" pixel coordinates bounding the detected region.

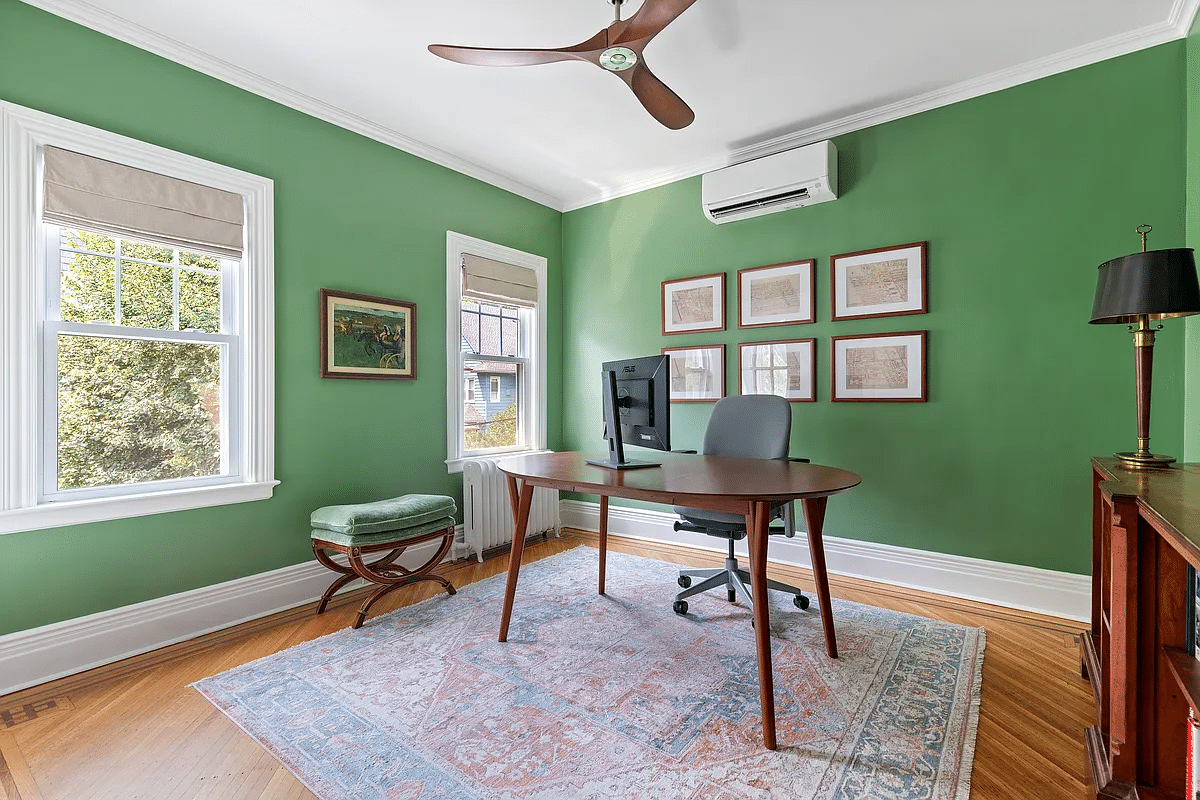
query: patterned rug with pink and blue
[{"left": 194, "top": 547, "right": 984, "bottom": 799}]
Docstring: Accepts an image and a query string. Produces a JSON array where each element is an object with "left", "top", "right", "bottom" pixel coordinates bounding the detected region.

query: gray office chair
[{"left": 672, "top": 394, "right": 810, "bottom": 616}]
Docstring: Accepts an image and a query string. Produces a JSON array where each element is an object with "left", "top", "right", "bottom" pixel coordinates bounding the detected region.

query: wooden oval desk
[{"left": 497, "top": 450, "right": 862, "bottom": 750}]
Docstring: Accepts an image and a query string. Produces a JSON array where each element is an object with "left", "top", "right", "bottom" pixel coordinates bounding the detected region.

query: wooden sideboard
[{"left": 1086, "top": 458, "right": 1200, "bottom": 799}]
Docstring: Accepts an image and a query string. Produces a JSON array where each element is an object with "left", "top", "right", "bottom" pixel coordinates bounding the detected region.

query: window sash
[
  {"left": 40, "top": 224, "right": 242, "bottom": 503},
  {"left": 445, "top": 232, "right": 546, "bottom": 471}
]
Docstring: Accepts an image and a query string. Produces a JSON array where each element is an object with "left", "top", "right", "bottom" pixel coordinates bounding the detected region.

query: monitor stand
[{"left": 586, "top": 369, "right": 660, "bottom": 470}]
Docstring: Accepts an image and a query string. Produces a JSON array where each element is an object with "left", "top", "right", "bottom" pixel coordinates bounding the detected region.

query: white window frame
[
  {"left": 445, "top": 231, "right": 547, "bottom": 473},
  {"left": 0, "top": 100, "right": 276, "bottom": 534},
  {"left": 490, "top": 375, "right": 501, "bottom": 402}
]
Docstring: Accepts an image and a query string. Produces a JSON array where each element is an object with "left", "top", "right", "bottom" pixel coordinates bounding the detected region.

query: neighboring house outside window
[
  {"left": 0, "top": 101, "right": 276, "bottom": 533},
  {"left": 444, "top": 232, "right": 547, "bottom": 472}
]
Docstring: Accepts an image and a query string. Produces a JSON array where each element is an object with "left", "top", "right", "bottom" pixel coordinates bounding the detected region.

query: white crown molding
[
  {"left": 16, "top": 1, "right": 1200, "bottom": 223},
  {"left": 561, "top": 1, "right": 1200, "bottom": 211},
  {"left": 559, "top": 500, "right": 1090, "bottom": 623},
  {"left": 15, "top": 0, "right": 564, "bottom": 211},
  {"left": 0, "top": 532, "right": 455, "bottom": 696}
]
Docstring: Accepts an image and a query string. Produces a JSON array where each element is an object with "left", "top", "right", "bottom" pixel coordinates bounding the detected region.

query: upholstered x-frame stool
[{"left": 310, "top": 495, "right": 458, "bottom": 629}]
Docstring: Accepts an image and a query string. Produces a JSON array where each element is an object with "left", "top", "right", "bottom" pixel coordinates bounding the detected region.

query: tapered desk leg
[
  {"left": 747, "top": 499, "right": 778, "bottom": 751},
  {"left": 801, "top": 496, "right": 838, "bottom": 659},
  {"left": 598, "top": 495, "right": 609, "bottom": 595},
  {"left": 498, "top": 477, "right": 535, "bottom": 643}
]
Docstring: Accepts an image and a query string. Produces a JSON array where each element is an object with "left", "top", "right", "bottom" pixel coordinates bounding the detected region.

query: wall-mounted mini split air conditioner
[{"left": 701, "top": 140, "right": 838, "bottom": 224}]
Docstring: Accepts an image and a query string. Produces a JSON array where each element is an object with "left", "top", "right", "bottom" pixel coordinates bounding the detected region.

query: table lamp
[{"left": 1089, "top": 225, "right": 1200, "bottom": 468}]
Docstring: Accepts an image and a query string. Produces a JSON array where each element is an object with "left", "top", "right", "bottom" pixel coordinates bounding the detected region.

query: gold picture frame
[{"left": 320, "top": 288, "right": 416, "bottom": 380}]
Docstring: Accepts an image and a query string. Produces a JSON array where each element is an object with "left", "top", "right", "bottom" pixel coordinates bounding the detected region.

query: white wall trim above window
[
  {"left": 445, "top": 232, "right": 547, "bottom": 474},
  {"left": 0, "top": 100, "right": 276, "bottom": 534}
]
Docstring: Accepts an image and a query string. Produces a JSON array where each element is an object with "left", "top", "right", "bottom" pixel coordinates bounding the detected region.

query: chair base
[
  {"left": 312, "top": 524, "right": 456, "bottom": 629},
  {"left": 673, "top": 550, "right": 809, "bottom": 615}
]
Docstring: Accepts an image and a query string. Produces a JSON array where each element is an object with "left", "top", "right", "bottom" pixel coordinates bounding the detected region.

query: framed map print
[
  {"left": 662, "top": 344, "right": 725, "bottom": 402},
  {"left": 662, "top": 273, "right": 725, "bottom": 335},
  {"left": 737, "top": 259, "right": 815, "bottom": 329},
  {"left": 831, "top": 331, "right": 926, "bottom": 402},
  {"left": 739, "top": 338, "right": 816, "bottom": 402},
  {"left": 831, "top": 241, "right": 927, "bottom": 321}
]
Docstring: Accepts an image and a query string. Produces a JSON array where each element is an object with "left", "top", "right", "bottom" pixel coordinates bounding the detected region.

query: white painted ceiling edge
[{"left": 17, "top": 0, "right": 1200, "bottom": 213}]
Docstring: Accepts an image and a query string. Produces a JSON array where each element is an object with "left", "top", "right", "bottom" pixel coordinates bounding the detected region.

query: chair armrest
[
  {"left": 787, "top": 457, "right": 810, "bottom": 463},
  {"left": 671, "top": 449, "right": 699, "bottom": 454}
]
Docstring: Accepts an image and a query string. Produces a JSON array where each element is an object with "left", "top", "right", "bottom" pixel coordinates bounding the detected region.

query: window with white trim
[
  {"left": 445, "top": 232, "right": 547, "bottom": 472},
  {"left": 0, "top": 101, "right": 276, "bottom": 533}
]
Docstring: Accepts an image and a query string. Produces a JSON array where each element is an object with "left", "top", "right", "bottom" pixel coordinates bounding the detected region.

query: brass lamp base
[{"left": 1115, "top": 450, "right": 1176, "bottom": 469}]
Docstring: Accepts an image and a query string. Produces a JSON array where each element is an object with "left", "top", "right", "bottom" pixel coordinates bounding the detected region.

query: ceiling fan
[{"left": 429, "top": 0, "right": 699, "bottom": 130}]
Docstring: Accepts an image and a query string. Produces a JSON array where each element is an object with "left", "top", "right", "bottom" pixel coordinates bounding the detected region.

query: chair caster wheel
[
  {"left": 794, "top": 594, "right": 810, "bottom": 610},
  {"left": 673, "top": 600, "right": 688, "bottom": 615},
  {"left": 677, "top": 575, "right": 691, "bottom": 589},
  {"left": 727, "top": 589, "right": 736, "bottom": 603}
]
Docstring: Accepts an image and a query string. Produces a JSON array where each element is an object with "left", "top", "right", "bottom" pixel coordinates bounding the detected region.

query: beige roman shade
[
  {"left": 462, "top": 253, "right": 538, "bottom": 307},
  {"left": 42, "top": 146, "right": 244, "bottom": 258}
]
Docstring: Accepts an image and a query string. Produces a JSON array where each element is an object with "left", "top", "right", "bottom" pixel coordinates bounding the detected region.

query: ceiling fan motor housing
[{"left": 600, "top": 47, "right": 638, "bottom": 71}]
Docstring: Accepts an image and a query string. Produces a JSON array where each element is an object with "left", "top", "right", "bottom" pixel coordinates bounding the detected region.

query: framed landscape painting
[{"left": 320, "top": 288, "right": 416, "bottom": 380}]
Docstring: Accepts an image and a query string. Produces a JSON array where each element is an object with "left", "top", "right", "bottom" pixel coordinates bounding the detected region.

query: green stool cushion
[
  {"left": 311, "top": 494, "right": 456, "bottom": 536},
  {"left": 311, "top": 516, "right": 456, "bottom": 549}
]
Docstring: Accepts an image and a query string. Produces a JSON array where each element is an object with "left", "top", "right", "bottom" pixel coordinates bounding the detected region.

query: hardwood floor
[{"left": 0, "top": 531, "right": 1096, "bottom": 799}]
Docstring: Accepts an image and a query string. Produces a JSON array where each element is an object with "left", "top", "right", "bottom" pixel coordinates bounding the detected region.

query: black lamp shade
[{"left": 1090, "top": 248, "right": 1200, "bottom": 324}]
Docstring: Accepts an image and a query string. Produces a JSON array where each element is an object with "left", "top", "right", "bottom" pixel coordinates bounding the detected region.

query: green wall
[
  {"left": 0, "top": 0, "right": 563, "bottom": 635},
  {"left": 562, "top": 43, "right": 1187, "bottom": 575},
  {"left": 0, "top": 0, "right": 1192, "bottom": 636},
  {"left": 1186, "top": 17, "right": 1200, "bottom": 462}
]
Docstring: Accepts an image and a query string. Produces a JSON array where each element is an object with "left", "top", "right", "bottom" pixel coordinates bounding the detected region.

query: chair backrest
[{"left": 702, "top": 394, "right": 791, "bottom": 460}]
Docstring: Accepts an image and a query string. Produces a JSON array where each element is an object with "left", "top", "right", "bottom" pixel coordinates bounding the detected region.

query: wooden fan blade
[
  {"left": 615, "top": 61, "right": 695, "bottom": 129},
  {"left": 430, "top": 30, "right": 610, "bottom": 67},
  {"left": 429, "top": 44, "right": 580, "bottom": 67},
  {"left": 612, "top": 0, "right": 700, "bottom": 45}
]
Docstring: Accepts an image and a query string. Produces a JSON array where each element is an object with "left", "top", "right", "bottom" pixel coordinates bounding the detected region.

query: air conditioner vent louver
[
  {"left": 701, "top": 141, "right": 837, "bottom": 224},
  {"left": 709, "top": 188, "right": 810, "bottom": 219}
]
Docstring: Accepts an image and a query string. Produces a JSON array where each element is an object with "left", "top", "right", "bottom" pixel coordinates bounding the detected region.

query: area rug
[{"left": 194, "top": 547, "right": 984, "bottom": 800}]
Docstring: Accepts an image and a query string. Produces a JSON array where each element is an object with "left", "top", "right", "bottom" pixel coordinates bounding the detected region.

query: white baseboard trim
[
  {"left": 0, "top": 531, "right": 458, "bottom": 696},
  {"left": 560, "top": 500, "right": 1090, "bottom": 624}
]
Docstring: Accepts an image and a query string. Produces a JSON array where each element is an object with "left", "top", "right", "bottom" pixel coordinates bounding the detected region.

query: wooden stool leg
[
  {"left": 312, "top": 543, "right": 356, "bottom": 615},
  {"left": 311, "top": 526, "right": 457, "bottom": 627}
]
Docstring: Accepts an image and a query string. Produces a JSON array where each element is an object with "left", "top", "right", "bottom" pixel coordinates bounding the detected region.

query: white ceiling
[{"left": 23, "top": 0, "right": 1200, "bottom": 211}]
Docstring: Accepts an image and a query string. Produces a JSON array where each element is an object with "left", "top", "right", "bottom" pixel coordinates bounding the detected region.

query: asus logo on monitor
[{"left": 623, "top": 366, "right": 637, "bottom": 373}]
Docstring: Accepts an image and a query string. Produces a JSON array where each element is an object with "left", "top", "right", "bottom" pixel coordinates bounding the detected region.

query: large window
[
  {"left": 45, "top": 228, "right": 235, "bottom": 500},
  {"left": 445, "top": 232, "right": 547, "bottom": 471},
  {"left": 0, "top": 101, "right": 275, "bottom": 533}
]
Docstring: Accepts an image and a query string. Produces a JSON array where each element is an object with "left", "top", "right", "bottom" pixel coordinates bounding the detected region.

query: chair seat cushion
[
  {"left": 311, "top": 494, "right": 456, "bottom": 535},
  {"left": 311, "top": 515, "right": 456, "bottom": 548},
  {"left": 674, "top": 502, "right": 788, "bottom": 532}
]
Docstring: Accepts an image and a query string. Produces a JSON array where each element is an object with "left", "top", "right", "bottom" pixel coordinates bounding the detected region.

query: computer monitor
[{"left": 586, "top": 354, "right": 671, "bottom": 470}]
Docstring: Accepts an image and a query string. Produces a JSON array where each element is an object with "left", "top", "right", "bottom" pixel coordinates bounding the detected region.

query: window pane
[
  {"left": 57, "top": 334, "right": 222, "bottom": 491},
  {"left": 180, "top": 250, "right": 221, "bottom": 270},
  {"left": 60, "top": 250, "right": 116, "bottom": 324},
  {"left": 120, "top": 259, "right": 174, "bottom": 329},
  {"left": 63, "top": 228, "right": 116, "bottom": 255},
  {"left": 460, "top": 300, "right": 519, "bottom": 357},
  {"left": 179, "top": 269, "right": 221, "bottom": 333},
  {"left": 122, "top": 238, "right": 174, "bottom": 264},
  {"left": 463, "top": 361, "right": 520, "bottom": 450}
]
